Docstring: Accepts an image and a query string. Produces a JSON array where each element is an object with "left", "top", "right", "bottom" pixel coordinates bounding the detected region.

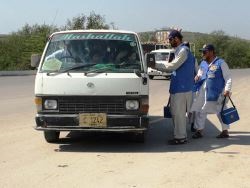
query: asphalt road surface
[{"left": 1, "top": 69, "right": 250, "bottom": 188}]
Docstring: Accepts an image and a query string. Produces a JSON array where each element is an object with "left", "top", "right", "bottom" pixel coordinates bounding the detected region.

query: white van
[
  {"left": 147, "top": 49, "right": 175, "bottom": 79},
  {"left": 31, "top": 30, "right": 149, "bottom": 143}
]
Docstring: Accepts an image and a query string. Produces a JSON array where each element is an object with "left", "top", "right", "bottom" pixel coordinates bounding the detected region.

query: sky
[{"left": 1, "top": 0, "right": 250, "bottom": 39}]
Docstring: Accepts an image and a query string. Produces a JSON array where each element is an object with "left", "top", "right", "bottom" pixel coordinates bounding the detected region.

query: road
[{"left": 0, "top": 70, "right": 250, "bottom": 188}]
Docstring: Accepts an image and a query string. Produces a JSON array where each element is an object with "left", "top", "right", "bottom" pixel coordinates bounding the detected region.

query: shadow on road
[{"left": 56, "top": 116, "right": 249, "bottom": 153}]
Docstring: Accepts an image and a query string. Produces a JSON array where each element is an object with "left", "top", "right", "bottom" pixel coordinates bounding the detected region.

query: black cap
[
  {"left": 168, "top": 30, "right": 183, "bottom": 40},
  {"left": 199, "top": 44, "right": 215, "bottom": 52}
]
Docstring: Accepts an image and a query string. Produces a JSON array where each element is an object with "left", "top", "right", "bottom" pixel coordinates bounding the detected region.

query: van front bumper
[{"left": 35, "top": 114, "right": 148, "bottom": 132}]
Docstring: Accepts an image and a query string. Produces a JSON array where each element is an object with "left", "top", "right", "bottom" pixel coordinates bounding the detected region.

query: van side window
[{"left": 169, "top": 53, "right": 175, "bottom": 62}]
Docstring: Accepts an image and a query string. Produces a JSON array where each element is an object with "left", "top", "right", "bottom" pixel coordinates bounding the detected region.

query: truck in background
[{"left": 147, "top": 49, "right": 175, "bottom": 79}]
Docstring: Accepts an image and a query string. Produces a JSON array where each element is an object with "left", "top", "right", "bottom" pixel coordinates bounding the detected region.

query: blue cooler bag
[
  {"left": 220, "top": 96, "right": 239, "bottom": 124},
  {"left": 164, "top": 97, "right": 172, "bottom": 118}
]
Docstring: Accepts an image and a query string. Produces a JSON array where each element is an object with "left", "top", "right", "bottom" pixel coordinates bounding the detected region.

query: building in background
[{"left": 155, "top": 30, "right": 170, "bottom": 45}]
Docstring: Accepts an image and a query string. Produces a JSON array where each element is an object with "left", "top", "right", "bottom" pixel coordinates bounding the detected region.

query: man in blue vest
[
  {"left": 190, "top": 44, "right": 232, "bottom": 139},
  {"left": 189, "top": 59, "right": 209, "bottom": 132},
  {"left": 158, "top": 30, "right": 196, "bottom": 144}
]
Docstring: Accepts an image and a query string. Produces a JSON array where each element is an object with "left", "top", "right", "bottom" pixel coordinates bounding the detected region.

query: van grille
[{"left": 58, "top": 96, "right": 125, "bottom": 114}]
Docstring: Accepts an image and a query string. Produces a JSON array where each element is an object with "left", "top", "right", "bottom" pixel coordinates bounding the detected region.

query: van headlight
[
  {"left": 126, "top": 100, "right": 139, "bottom": 110},
  {"left": 44, "top": 99, "right": 58, "bottom": 110}
]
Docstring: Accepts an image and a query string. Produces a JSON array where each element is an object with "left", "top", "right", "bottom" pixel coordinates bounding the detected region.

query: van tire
[
  {"left": 44, "top": 131, "right": 60, "bottom": 143},
  {"left": 149, "top": 75, "right": 154, "bottom": 80}
]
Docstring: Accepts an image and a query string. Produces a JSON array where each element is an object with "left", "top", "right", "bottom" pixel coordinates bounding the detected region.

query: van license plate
[{"left": 79, "top": 113, "right": 107, "bottom": 127}]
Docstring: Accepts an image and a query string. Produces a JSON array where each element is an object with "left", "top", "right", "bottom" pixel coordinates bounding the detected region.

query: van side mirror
[
  {"left": 146, "top": 53, "right": 155, "bottom": 69},
  {"left": 31, "top": 54, "right": 41, "bottom": 68}
]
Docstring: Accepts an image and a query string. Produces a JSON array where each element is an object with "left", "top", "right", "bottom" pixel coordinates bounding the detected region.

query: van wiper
[
  {"left": 61, "top": 63, "right": 97, "bottom": 73},
  {"left": 47, "top": 63, "right": 97, "bottom": 76},
  {"left": 84, "top": 66, "right": 113, "bottom": 76}
]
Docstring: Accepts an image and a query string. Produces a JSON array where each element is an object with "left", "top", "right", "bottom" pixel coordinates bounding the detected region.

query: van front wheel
[{"left": 44, "top": 131, "right": 60, "bottom": 143}]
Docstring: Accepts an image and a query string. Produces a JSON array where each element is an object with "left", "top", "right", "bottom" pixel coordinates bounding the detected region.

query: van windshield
[{"left": 41, "top": 32, "right": 142, "bottom": 73}]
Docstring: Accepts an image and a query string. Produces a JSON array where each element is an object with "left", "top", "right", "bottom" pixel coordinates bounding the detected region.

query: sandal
[
  {"left": 216, "top": 130, "right": 229, "bottom": 138},
  {"left": 192, "top": 131, "right": 203, "bottom": 139},
  {"left": 168, "top": 138, "right": 187, "bottom": 145}
]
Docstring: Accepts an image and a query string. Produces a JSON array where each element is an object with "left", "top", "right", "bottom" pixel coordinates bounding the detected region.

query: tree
[
  {"left": 208, "top": 30, "right": 230, "bottom": 58},
  {"left": 0, "top": 23, "right": 57, "bottom": 70},
  {"left": 65, "top": 14, "right": 86, "bottom": 30},
  {"left": 194, "top": 30, "right": 231, "bottom": 63},
  {"left": 2, "top": 15, "right": 250, "bottom": 70},
  {"left": 224, "top": 40, "right": 250, "bottom": 68},
  {"left": 64, "top": 12, "right": 110, "bottom": 30},
  {"left": 0, "top": 12, "right": 115, "bottom": 70},
  {"left": 86, "top": 12, "right": 109, "bottom": 29}
]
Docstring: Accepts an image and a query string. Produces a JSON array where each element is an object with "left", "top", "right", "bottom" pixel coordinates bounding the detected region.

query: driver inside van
[{"left": 45, "top": 40, "right": 85, "bottom": 63}]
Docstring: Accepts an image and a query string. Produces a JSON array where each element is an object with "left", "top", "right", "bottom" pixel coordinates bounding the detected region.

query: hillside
[
  {"left": 138, "top": 30, "right": 250, "bottom": 43},
  {"left": 0, "top": 34, "right": 8, "bottom": 40}
]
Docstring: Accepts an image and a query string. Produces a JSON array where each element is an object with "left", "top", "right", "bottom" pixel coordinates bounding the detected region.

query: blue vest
[
  {"left": 206, "top": 58, "right": 225, "bottom": 101},
  {"left": 169, "top": 45, "right": 195, "bottom": 94},
  {"left": 200, "top": 60, "right": 209, "bottom": 80},
  {"left": 193, "top": 60, "right": 209, "bottom": 92}
]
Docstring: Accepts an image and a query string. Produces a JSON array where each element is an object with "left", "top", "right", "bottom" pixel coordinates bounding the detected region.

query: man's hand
[
  {"left": 194, "top": 75, "right": 200, "bottom": 82},
  {"left": 224, "top": 90, "right": 230, "bottom": 97}
]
